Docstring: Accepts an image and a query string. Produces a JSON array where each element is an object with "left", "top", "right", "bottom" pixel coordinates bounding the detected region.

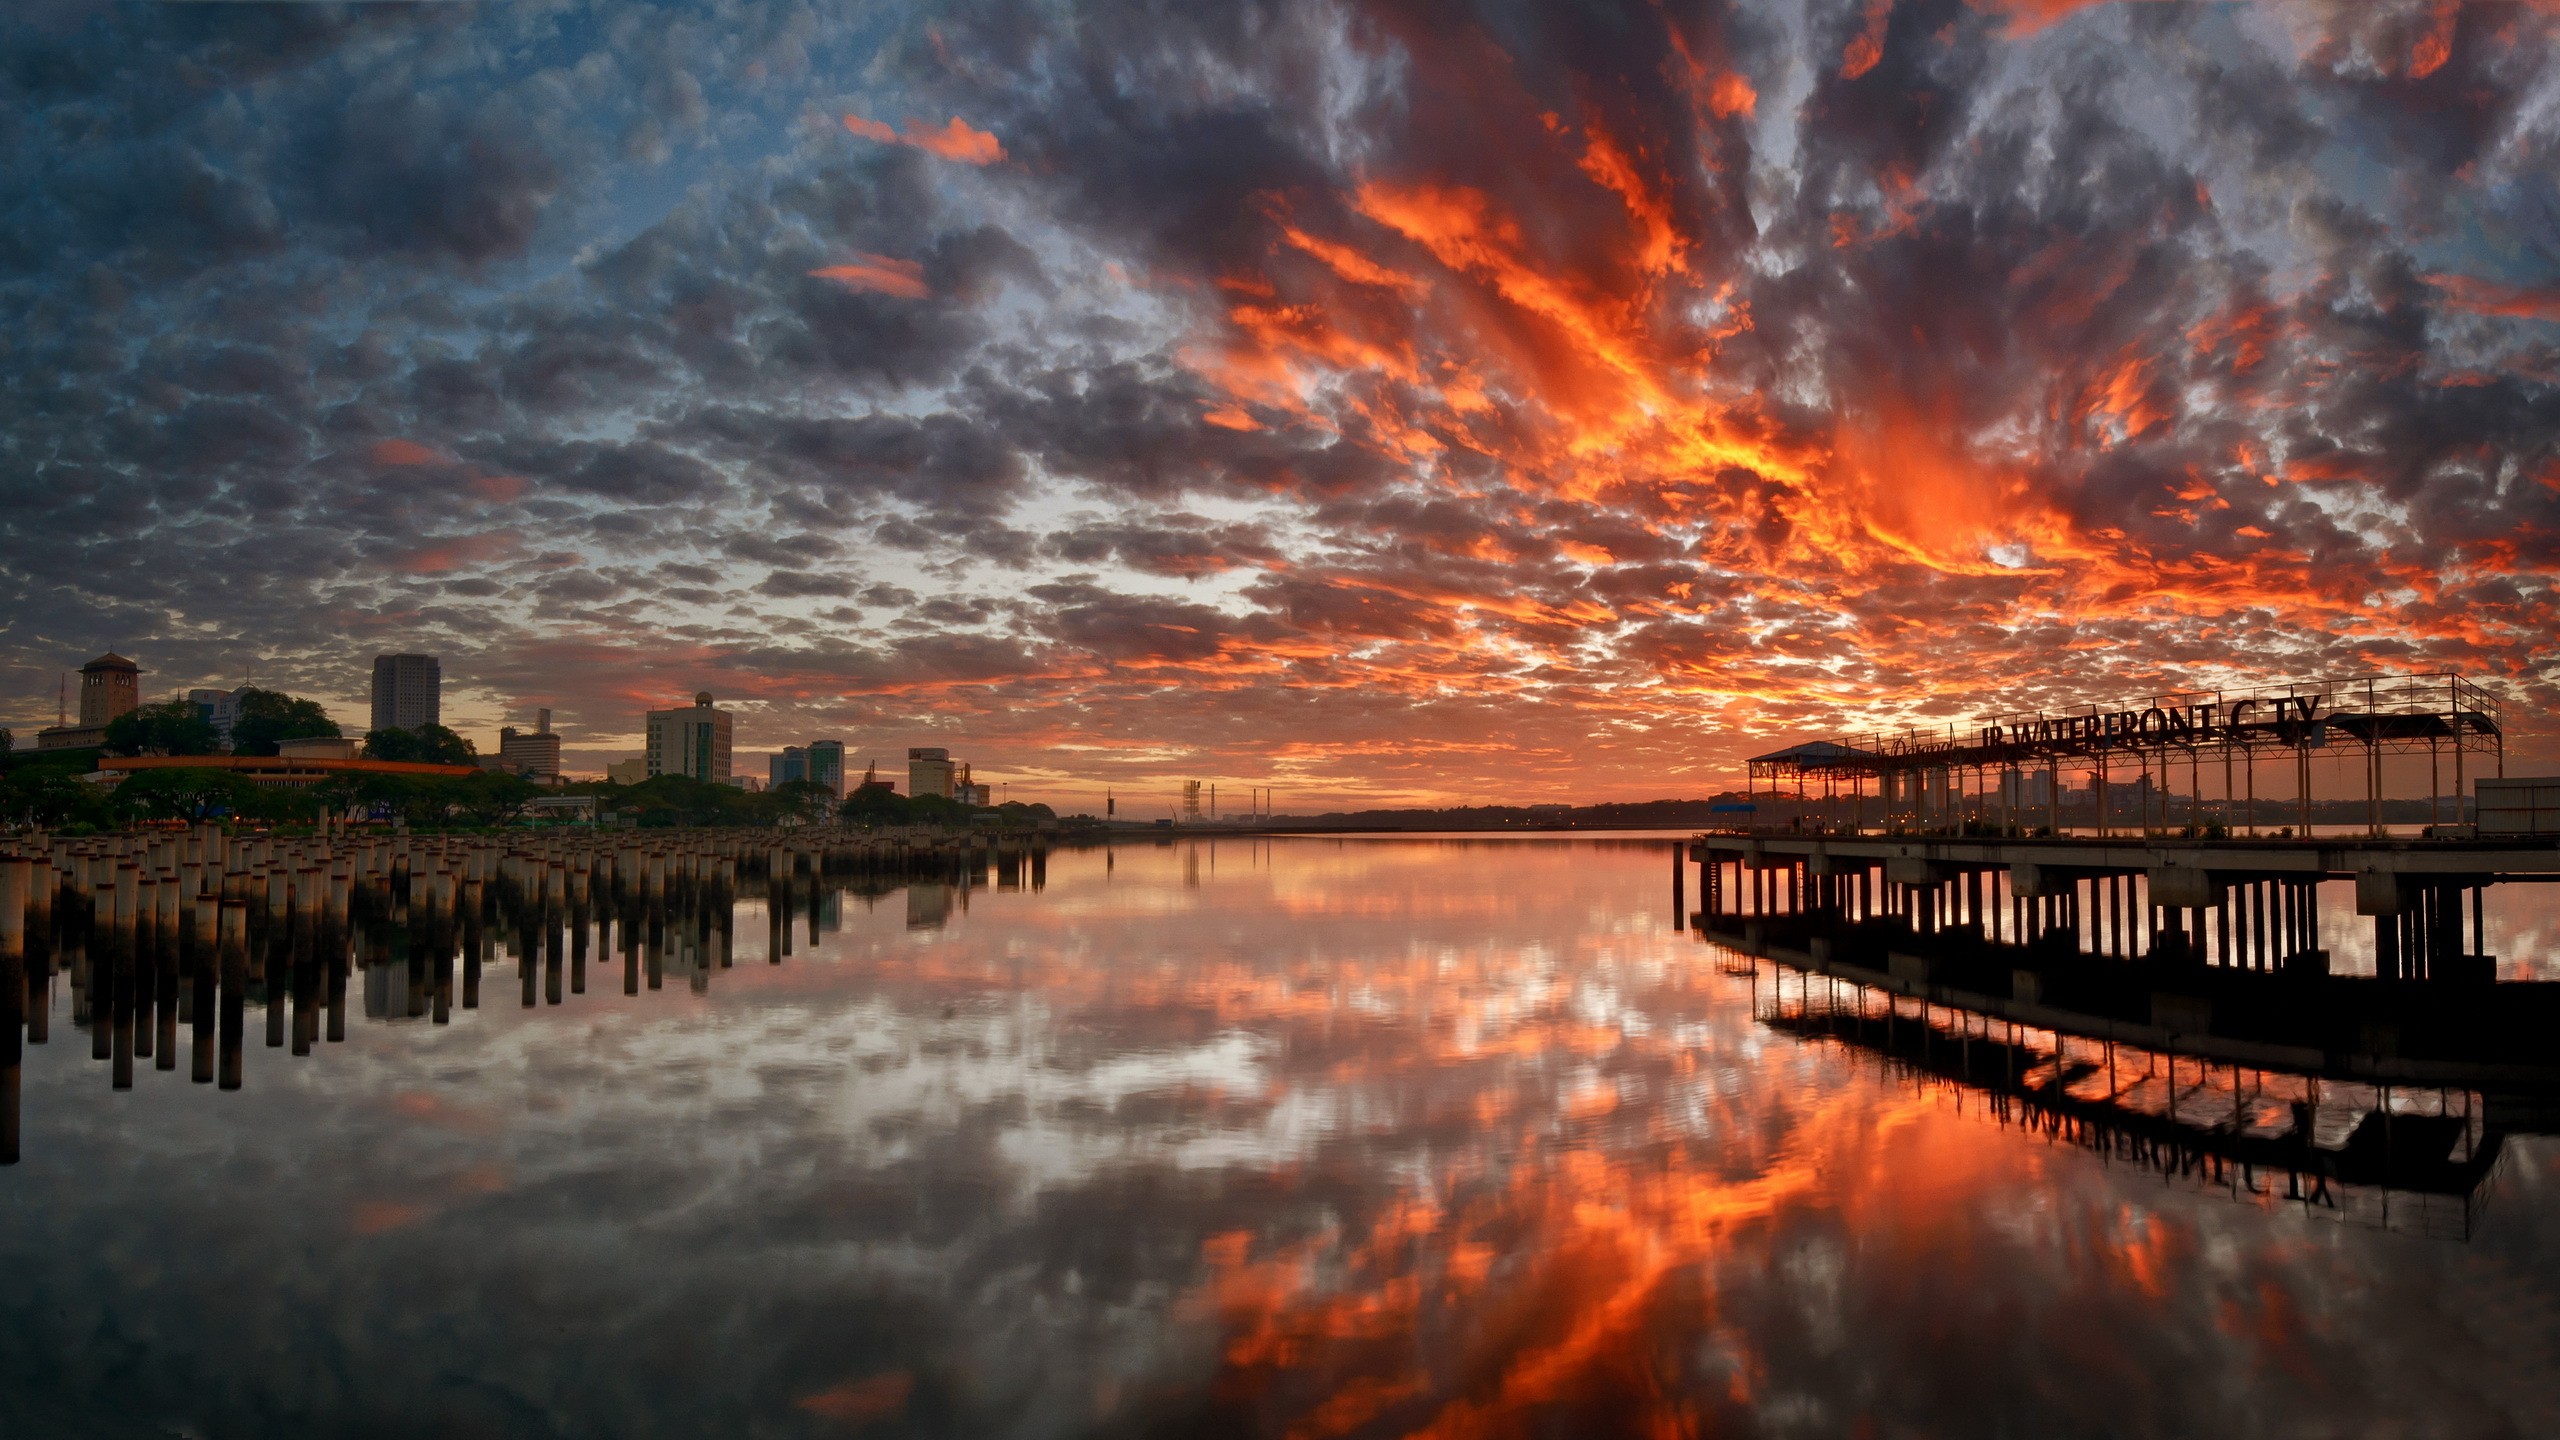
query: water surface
[{"left": 6, "top": 836, "right": 2559, "bottom": 1437}]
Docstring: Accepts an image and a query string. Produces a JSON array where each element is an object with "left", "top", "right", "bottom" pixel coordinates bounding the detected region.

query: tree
[
  {"left": 111, "top": 766, "right": 261, "bottom": 823},
  {"left": 229, "top": 688, "right": 340, "bottom": 757},
  {"left": 448, "top": 770, "right": 540, "bottom": 828},
  {"left": 104, "top": 699, "right": 223, "bottom": 757},
  {"left": 772, "top": 779, "right": 836, "bottom": 825},
  {"left": 364, "top": 724, "right": 477, "bottom": 765},
  {"left": 839, "top": 782, "right": 912, "bottom": 828},
  {"left": 0, "top": 767, "right": 109, "bottom": 830}
]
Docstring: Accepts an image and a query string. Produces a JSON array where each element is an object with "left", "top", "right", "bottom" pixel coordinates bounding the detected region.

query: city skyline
[{"left": 4, "top": 2, "right": 2556, "bottom": 808}]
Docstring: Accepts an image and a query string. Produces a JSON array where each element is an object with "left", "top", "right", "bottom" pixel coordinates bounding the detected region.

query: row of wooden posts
[{"left": 0, "top": 824, "right": 1055, "bottom": 1163}]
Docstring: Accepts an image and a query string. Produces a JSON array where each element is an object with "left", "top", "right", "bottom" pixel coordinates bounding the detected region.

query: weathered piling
[{"left": 2, "top": 858, "right": 26, "bottom": 1164}]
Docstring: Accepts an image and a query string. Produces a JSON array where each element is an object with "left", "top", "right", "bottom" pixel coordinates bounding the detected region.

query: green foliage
[
  {"left": 838, "top": 781, "right": 911, "bottom": 827},
  {"left": 104, "top": 698, "right": 223, "bottom": 757},
  {"left": 0, "top": 766, "right": 110, "bottom": 829},
  {"left": 771, "top": 778, "right": 837, "bottom": 824},
  {"left": 110, "top": 766, "right": 264, "bottom": 822},
  {"left": 229, "top": 688, "right": 340, "bottom": 757},
  {"left": 606, "top": 773, "right": 779, "bottom": 828},
  {"left": 363, "top": 724, "right": 478, "bottom": 765},
  {"left": 312, "top": 769, "right": 540, "bottom": 829}
]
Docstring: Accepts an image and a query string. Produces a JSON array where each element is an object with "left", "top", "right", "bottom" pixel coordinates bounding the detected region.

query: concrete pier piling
[
  {"left": 0, "top": 822, "right": 1057, "bottom": 1147},
  {"left": 2, "top": 858, "right": 26, "bottom": 1164}
]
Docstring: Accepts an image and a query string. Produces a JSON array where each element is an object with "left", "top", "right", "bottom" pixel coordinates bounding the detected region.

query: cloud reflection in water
[{"left": 4, "top": 837, "right": 2558, "bottom": 1437}]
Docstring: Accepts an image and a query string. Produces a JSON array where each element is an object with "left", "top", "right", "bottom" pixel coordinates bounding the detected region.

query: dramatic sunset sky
[{"left": 5, "top": 0, "right": 2557, "bottom": 806}]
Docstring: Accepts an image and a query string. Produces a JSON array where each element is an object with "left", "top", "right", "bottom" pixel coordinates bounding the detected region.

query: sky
[{"left": 4, "top": 0, "right": 2558, "bottom": 809}]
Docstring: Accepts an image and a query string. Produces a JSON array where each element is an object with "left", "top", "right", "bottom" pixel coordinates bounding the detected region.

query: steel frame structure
[{"left": 1744, "top": 671, "right": 2506, "bottom": 838}]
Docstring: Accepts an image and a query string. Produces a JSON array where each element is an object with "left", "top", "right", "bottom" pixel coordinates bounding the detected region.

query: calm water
[{"left": 7, "top": 836, "right": 2560, "bottom": 1438}]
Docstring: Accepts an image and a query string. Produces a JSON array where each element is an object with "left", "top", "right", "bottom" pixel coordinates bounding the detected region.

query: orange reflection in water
[{"left": 800, "top": 838, "right": 2318, "bottom": 1436}]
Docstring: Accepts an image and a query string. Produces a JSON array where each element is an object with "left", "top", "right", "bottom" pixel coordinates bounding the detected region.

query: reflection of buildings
[
  {"left": 905, "top": 882, "right": 953, "bottom": 930},
  {"left": 37, "top": 651, "right": 141, "bottom": 749},
  {"left": 646, "top": 692, "right": 732, "bottom": 782},
  {"left": 369, "top": 653, "right": 441, "bottom": 733}
]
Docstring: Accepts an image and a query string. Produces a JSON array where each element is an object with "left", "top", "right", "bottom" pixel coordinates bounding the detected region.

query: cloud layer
[{"left": 5, "top": 0, "right": 2557, "bottom": 804}]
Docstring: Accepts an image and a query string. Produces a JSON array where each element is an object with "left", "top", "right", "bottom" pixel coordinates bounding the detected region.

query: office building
[
  {"left": 188, "top": 688, "right": 242, "bottom": 746},
  {"left": 908, "top": 747, "right": 957, "bottom": 800},
  {"left": 770, "top": 746, "right": 807, "bottom": 790},
  {"left": 497, "top": 709, "right": 562, "bottom": 781},
  {"left": 646, "top": 692, "right": 732, "bottom": 782},
  {"left": 807, "top": 739, "right": 846, "bottom": 797},
  {"left": 37, "top": 652, "right": 142, "bottom": 750},
  {"left": 369, "top": 654, "right": 441, "bottom": 733}
]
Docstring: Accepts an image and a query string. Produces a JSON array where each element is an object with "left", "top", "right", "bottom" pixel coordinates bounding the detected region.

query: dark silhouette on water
[{"left": 0, "top": 829, "right": 1052, "bottom": 1160}]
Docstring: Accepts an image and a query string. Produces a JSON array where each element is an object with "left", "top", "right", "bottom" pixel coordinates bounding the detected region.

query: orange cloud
[
  {"left": 350, "top": 1201, "right": 430, "bottom": 1236},
  {"left": 841, "top": 112, "right": 1005, "bottom": 165},
  {"left": 1842, "top": 0, "right": 1892, "bottom": 78},
  {"left": 392, "top": 532, "right": 514, "bottom": 575},
  {"left": 1708, "top": 71, "right": 1757, "bottom": 119},
  {"left": 797, "top": 1373, "right": 913, "bottom": 1424},
  {"left": 811, "top": 253, "right": 930, "bottom": 299},
  {"left": 371, "top": 438, "right": 442, "bottom": 466},
  {"left": 465, "top": 473, "right": 531, "bottom": 505},
  {"left": 2426, "top": 272, "right": 2560, "bottom": 322}
]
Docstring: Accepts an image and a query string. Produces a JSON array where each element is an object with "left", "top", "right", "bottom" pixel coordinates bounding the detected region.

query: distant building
[
  {"left": 726, "top": 775, "right": 763, "bottom": 792},
  {"left": 908, "top": 746, "right": 957, "bottom": 800},
  {"left": 102, "top": 754, "right": 476, "bottom": 790},
  {"left": 807, "top": 739, "right": 846, "bottom": 797},
  {"left": 370, "top": 654, "right": 441, "bottom": 733},
  {"left": 277, "top": 735, "right": 359, "bottom": 761},
  {"left": 187, "top": 687, "right": 242, "bottom": 746},
  {"left": 770, "top": 746, "right": 807, "bottom": 789},
  {"left": 37, "top": 652, "right": 142, "bottom": 750},
  {"left": 497, "top": 708, "right": 562, "bottom": 781},
  {"left": 646, "top": 692, "right": 732, "bottom": 782},
  {"left": 605, "top": 757, "right": 648, "bottom": 785}
]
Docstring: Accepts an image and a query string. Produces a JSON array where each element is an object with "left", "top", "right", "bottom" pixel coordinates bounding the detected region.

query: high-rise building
[
  {"left": 497, "top": 708, "right": 562, "bottom": 781},
  {"left": 646, "top": 692, "right": 732, "bottom": 782},
  {"left": 907, "top": 746, "right": 956, "bottom": 800},
  {"left": 770, "top": 746, "right": 807, "bottom": 789},
  {"left": 187, "top": 688, "right": 242, "bottom": 746},
  {"left": 807, "top": 739, "right": 846, "bottom": 797},
  {"left": 370, "top": 654, "right": 441, "bottom": 733}
]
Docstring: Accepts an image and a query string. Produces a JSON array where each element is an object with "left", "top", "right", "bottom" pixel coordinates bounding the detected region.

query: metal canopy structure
[{"left": 1742, "top": 671, "right": 2506, "bottom": 837}]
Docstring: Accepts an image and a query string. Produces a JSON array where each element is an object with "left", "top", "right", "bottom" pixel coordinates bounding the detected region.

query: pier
[{"left": 0, "top": 824, "right": 1056, "bottom": 1162}]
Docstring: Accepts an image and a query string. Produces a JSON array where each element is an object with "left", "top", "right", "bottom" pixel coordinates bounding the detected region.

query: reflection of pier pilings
[
  {"left": 0, "top": 823, "right": 1071, "bottom": 1157},
  {"left": 1748, "top": 961, "right": 2520, "bottom": 1239}
]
